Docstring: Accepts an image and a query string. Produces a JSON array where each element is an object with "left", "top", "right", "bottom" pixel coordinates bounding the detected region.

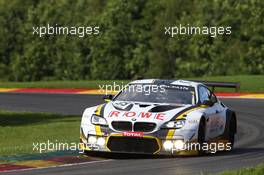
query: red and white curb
[
  {"left": 0, "top": 88, "right": 263, "bottom": 99},
  {"left": 0, "top": 155, "right": 110, "bottom": 173}
]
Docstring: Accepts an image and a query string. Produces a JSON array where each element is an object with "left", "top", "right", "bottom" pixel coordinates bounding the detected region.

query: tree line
[{"left": 0, "top": 0, "right": 263, "bottom": 81}]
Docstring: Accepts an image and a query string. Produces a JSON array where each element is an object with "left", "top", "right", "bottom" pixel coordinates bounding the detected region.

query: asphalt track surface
[{"left": 1, "top": 93, "right": 264, "bottom": 175}]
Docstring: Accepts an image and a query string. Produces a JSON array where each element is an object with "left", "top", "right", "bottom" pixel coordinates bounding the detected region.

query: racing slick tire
[
  {"left": 228, "top": 115, "right": 236, "bottom": 150},
  {"left": 197, "top": 117, "right": 206, "bottom": 155}
]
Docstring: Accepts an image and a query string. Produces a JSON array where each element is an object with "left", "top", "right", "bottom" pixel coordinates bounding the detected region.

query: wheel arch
[
  {"left": 231, "top": 111, "right": 237, "bottom": 134},
  {"left": 224, "top": 109, "right": 237, "bottom": 136}
]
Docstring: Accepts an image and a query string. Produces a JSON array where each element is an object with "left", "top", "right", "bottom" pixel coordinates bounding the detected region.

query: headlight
[
  {"left": 174, "top": 140, "right": 185, "bottom": 150},
  {"left": 163, "top": 140, "right": 173, "bottom": 151},
  {"left": 161, "top": 120, "right": 186, "bottom": 129},
  {"left": 88, "top": 135, "right": 97, "bottom": 144},
  {"left": 91, "top": 114, "right": 108, "bottom": 126}
]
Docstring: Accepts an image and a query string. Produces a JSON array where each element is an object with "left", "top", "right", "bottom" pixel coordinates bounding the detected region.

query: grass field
[
  {"left": 0, "top": 111, "right": 80, "bottom": 156},
  {"left": 217, "top": 164, "right": 264, "bottom": 175},
  {"left": 0, "top": 75, "right": 263, "bottom": 92}
]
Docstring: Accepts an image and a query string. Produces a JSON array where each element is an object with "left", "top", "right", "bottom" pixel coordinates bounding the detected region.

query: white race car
[{"left": 80, "top": 79, "right": 237, "bottom": 155}]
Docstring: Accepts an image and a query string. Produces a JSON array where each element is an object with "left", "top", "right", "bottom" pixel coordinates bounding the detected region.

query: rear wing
[{"left": 193, "top": 80, "right": 240, "bottom": 92}]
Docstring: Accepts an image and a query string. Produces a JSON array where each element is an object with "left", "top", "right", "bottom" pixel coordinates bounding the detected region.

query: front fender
[
  {"left": 184, "top": 111, "right": 204, "bottom": 131},
  {"left": 81, "top": 106, "right": 98, "bottom": 125},
  {"left": 180, "top": 111, "right": 205, "bottom": 142},
  {"left": 80, "top": 105, "right": 101, "bottom": 137}
]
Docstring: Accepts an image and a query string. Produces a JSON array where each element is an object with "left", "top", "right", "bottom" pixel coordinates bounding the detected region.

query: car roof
[{"left": 129, "top": 79, "right": 202, "bottom": 88}]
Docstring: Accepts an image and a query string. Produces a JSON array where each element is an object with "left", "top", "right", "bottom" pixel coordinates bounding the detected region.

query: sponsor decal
[
  {"left": 123, "top": 131, "right": 144, "bottom": 137},
  {"left": 108, "top": 111, "right": 165, "bottom": 121},
  {"left": 188, "top": 119, "right": 198, "bottom": 124}
]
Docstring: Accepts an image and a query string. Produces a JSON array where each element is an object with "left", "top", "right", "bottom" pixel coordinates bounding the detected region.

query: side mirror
[
  {"left": 201, "top": 99, "right": 214, "bottom": 106},
  {"left": 103, "top": 94, "right": 113, "bottom": 102},
  {"left": 211, "top": 95, "right": 217, "bottom": 103}
]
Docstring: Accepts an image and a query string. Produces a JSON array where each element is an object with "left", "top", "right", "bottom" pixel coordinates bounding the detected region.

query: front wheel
[
  {"left": 197, "top": 118, "right": 206, "bottom": 155},
  {"left": 228, "top": 117, "right": 236, "bottom": 150}
]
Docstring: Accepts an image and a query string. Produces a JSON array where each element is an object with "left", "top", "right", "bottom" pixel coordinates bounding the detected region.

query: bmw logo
[{"left": 132, "top": 118, "right": 137, "bottom": 121}]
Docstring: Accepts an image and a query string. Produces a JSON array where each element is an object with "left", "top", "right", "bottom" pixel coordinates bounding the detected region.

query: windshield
[{"left": 114, "top": 84, "right": 196, "bottom": 105}]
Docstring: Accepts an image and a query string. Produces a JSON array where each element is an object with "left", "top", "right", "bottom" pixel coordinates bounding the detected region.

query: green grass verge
[
  {"left": 0, "top": 111, "right": 80, "bottom": 156},
  {"left": 217, "top": 164, "right": 264, "bottom": 175},
  {"left": 0, "top": 75, "right": 263, "bottom": 92}
]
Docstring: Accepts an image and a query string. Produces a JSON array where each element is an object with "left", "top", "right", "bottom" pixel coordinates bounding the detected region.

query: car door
[
  {"left": 210, "top": 93, "right": 226, "bottom": 137},
  {"left": 198, "top": 86, "right": 219, "bottom": 139}
]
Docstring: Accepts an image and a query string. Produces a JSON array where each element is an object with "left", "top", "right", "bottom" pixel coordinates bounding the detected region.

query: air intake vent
[
  {"left": 111, "top": 121, "right": 132, "bottom": 131},
  {"left": 149, "top": 105, "right": 179, "bottom": 112},
  {"left": 134, "top": 122, "right": 156, "bottom": 132},
  {"left": 107, "top": 136, "right": 159, "bottom": 154}
]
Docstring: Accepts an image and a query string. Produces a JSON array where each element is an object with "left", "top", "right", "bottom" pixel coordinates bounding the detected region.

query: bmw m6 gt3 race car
[{"left": 79, "top": 79, "right": 237, "bottom": 155}]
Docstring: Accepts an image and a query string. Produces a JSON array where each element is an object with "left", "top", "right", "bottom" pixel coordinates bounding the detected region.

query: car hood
[{"left": 100, "top": 101, "right": 193, "bottom": 129}]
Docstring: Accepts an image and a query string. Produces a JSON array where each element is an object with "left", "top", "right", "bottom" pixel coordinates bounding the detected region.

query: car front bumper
[{"left": 79, "top": 126, "right": 200, "bottom": 156}]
